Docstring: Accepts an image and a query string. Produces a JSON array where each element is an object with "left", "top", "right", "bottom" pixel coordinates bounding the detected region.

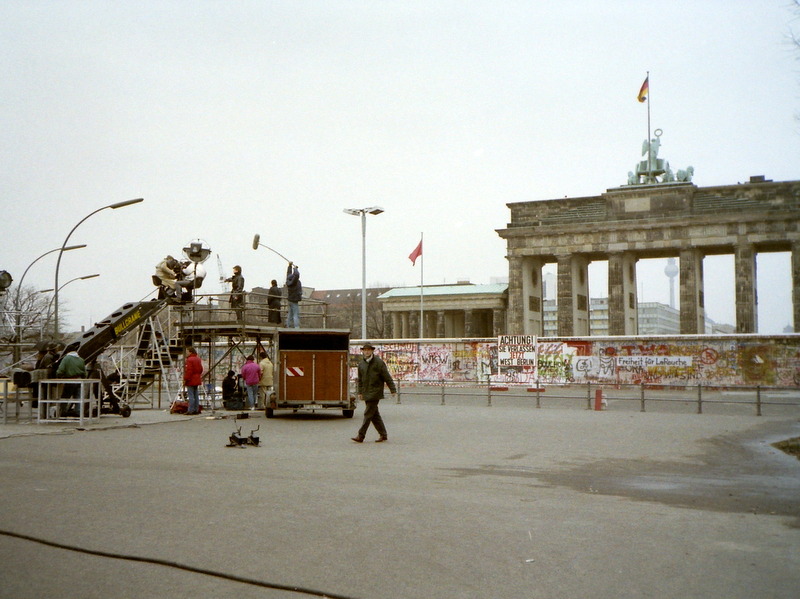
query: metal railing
[
  {"left": 394, "top": 379, "right": 800, "bottom": 416},
  {"left": 164, "top": 291, "right": 331, "bottom": 329}
]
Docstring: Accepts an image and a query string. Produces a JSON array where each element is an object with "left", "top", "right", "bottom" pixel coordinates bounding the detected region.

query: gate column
[
  {"left": 464, "top": 309, "right": 474, "bottom": 338},
  {"left": 506, "top": 256, "right": 524, "bottom": 334},
  {"left": 557, "top": 254, "right": 589, "bottom": 336},
  {"left": 409, "top": 312, "right": 419, "bottom": 339},
  {"left": 608, "top": 252, "right": 639, "bottom": 335},
  {"left": 521, "top": 256, "right": 544, "bottom": 336},
  {"left": 679, "top": 248, "right": 705, "bottom": 334},
  {"left": 492, "top": 308, "right": 506, "bottom": 337},
  {"left": 734, "top": 244, "right": 758, "bottom": 333}
]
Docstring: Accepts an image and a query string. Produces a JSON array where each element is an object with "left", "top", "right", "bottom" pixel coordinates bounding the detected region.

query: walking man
[{"left": 351, "top": 343, "right": 396, "bottom": 443}]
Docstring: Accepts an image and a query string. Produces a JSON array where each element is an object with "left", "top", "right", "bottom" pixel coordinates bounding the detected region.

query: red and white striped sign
[{"left": 285, "top": 367, "right": 304, "bottom": 377}]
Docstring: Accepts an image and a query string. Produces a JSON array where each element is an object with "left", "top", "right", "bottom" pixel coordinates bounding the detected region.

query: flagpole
[
  {"left": 646, "top": 70, "right": 652, "bottom": 182},
  {"left": 419, "top": 232, "right": 424, "bottom": 338}
]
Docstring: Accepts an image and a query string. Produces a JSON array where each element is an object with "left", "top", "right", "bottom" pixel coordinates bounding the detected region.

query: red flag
[
  {"left": 408, "top": 240, "right": 422, "bottom": 265},
  {"left": 637, "top": 76, "right": 649, "bottom": 103}
]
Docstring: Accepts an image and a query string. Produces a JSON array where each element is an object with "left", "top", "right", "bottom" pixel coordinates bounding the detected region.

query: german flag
[{"left": 637, "top": 76, "right": 649, "bottom": 103}]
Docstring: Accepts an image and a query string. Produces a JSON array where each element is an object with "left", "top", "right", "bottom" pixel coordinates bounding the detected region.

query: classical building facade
[
  {"left": 377, "top": 283, "right": 507, "bottom": 339},
  {"left": 497, "top": 177, "right": 800, "bottom": 336},
  {"left": 308, "top": 287, "right": 391, "bottom": 338}
]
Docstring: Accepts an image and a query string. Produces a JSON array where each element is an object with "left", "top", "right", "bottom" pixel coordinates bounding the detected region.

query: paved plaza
[{"left": 0, "top": 399, "right": 798, "bottom": 598}]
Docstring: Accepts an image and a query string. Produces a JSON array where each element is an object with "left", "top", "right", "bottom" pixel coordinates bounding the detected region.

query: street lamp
[
  {"left": 10, "top": 245, "right": 86, "bottom": 361},
  {"left": 40, "top": 274, "right": 100, "bottom": 339},
  {"left": 343, "top": 206, "right": 384, "bottom": 339},
  {"left": 54, "top": 198, "right": 143, "bottom": 337}
]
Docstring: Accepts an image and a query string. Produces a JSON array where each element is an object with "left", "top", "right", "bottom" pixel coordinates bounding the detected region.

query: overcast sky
[{"left": 2, "top": 1, "right": 798, "bottom": 334}]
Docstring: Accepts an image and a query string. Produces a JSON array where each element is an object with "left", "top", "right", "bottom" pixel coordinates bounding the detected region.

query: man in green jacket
[
  {"left": 352, "top": 343, "right": 396, "bottom": 443},
  {"left": 56, "top": 349, "right": 86, "bottom": 402}
]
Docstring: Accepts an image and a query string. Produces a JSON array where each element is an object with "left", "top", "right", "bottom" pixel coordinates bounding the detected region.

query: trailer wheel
[
  {"left": 120, "top": 405, "right": 132, "bottom": 418},
  {"left": 342, "top": 409, "right": 354, "bottom": 418},
  {"left": 266, "top": 408, "right": 274, "bottom": 418}
]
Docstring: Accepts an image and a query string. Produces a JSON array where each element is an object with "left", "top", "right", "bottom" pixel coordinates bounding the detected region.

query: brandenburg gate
[{"left": 497, "top": 176, "right": 800, "bottom": 336}]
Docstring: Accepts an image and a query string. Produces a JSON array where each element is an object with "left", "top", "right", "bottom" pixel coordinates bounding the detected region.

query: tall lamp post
[
  {"left": 40, "top": 274, "right": 100, "bottom": 339},
  {"left": 343, "top": 206, "right": 384, "bottom": 339},
  {"left": 10, "top": 245, "right": 86, "bottom": 361},
  {"left": 54, "top": 198, "right": 143, "bottom": 337}
]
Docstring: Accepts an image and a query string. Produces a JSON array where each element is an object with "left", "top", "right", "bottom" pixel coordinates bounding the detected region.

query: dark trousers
[{"left": 358, "top": 400, "right": 386, "bottom": 439}]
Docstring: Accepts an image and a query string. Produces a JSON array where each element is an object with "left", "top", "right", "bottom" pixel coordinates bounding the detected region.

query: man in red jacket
[{"left": 183, "top": 346, "right": 203, "bottom": 415}]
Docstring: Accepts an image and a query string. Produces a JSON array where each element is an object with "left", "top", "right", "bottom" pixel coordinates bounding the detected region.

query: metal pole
[
  {"left": 12, "top": 245, "right": 86, "bottom": 358},
  {"left": 419, "top": 231, "right": 424, "bottom": 338},
  {"left": 361, "top": 210, "right": 367, "bottom": 339},
  {"left": 645, "top": 71, "right": 652, "bottom": 182},
  {"left": 756, "top": 385, "right": 762, "bottom": 417},
  {"left": 54, "top": 199, "right": 142, "bottom": 338}
]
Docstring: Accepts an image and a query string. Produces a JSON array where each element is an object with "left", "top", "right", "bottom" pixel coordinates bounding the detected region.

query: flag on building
[
  {"left": 637, "top": 76, "right": 649, "bottom": 103},
  {"left": 409, "top": 239, "right": 423, "bottom": 265}
]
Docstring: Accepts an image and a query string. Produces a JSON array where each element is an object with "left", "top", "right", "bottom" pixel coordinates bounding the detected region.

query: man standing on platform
[
  {"left": 285, "top": 262, "right": 302, "bottom": 328},
  {"left": 225, "top": 265, "right": 245, "bottom": 320}
]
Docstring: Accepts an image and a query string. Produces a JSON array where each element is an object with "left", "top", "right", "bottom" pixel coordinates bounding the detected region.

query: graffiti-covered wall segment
[{"left": 355, "top": 336, "right": 800, "bottom": 388}]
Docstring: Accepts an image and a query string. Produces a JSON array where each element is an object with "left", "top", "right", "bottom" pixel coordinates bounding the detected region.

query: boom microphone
[{"left": 251, "top": 233, "right": 292, "bottom": 264}]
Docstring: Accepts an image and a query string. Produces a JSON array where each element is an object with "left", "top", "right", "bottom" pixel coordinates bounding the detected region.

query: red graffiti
[{"left": 700, "top": 348, "right": 719, "bottom": 365}]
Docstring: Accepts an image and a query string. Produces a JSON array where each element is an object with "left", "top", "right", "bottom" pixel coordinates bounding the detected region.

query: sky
[{"left": 2, "top": 0, "right": 798, "bottom": 335}]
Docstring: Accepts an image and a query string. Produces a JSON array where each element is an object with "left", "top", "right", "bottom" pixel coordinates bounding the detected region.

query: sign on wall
[{"left": 497, "top": 335, "right": 537, "bottom": 381}]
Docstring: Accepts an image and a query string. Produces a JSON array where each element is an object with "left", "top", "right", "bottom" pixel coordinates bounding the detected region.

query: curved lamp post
[
  {"left": 54, "top": 198, "right": 143, "bottom": 337},
  {"left": 10, "top": 245, "right": 85, "bottom": 361},
  {"left": 41, "top": 274, "right": 100, "bottom": 339},
  {"left": 343, "top": 206, "right": 384, "bottom": 339}
]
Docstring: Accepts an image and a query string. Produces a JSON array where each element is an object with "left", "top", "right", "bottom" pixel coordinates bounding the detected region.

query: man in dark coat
[
  {"left": 225, "top": 266, "right": 245, "bottom": 320},
  {"left": 285, "top": 262, "right": 302, "bottom": 328},
  {"left": 267, "top": 279, "right": 282, "bottom": 324},
  {"left": 352, "top": 343, "right": 396, "bottom": 443}
]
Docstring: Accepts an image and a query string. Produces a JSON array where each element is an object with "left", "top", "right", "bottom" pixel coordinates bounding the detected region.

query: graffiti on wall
[{"left": 352, "top": 336, "right": 800, "bottom": 388}]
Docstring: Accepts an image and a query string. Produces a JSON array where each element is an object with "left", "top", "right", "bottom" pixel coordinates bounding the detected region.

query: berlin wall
[{"left": 352, "top": 336, "right": 800, "bottom": 388}]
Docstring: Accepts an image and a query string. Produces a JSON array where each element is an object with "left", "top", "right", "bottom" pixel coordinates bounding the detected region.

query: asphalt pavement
[{"left": 0, "top": 400, "right": 798, "bottom": 599}]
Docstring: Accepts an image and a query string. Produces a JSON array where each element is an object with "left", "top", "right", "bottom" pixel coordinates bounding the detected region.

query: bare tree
[{"left": 0, "top": 285, "right": 59, "bottom": 366}]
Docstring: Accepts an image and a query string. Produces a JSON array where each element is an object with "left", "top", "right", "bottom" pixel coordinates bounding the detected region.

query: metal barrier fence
[{"left": 395, "top": 380, "right": 800, "bottom": 416}]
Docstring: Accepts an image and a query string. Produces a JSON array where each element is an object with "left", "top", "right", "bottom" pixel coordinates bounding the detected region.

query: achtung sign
[{"left": 497, "top": 335, "right": 537, "bottom": 368}]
